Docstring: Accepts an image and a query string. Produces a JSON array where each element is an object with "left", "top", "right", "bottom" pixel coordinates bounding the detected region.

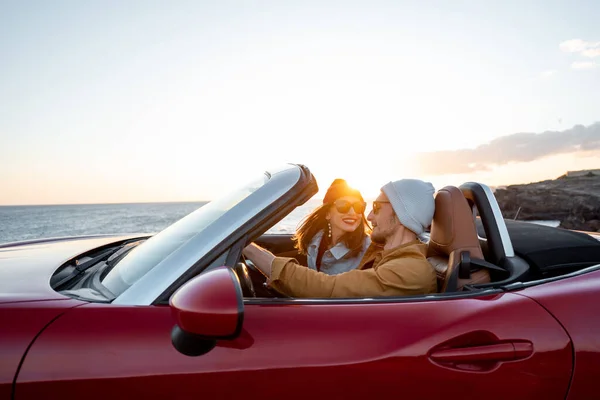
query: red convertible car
[{"left": 2, "top": 163, "right": 600, "bottom": 399}]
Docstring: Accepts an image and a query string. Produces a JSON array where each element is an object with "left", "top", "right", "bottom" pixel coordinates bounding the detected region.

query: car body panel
[
  {"left": 15, "top": 292, "right": 571, "bottom": 399},
  {"left": 0, "top": 235, "right": 145, "bottom": 303},
  {"left": 0, "top": 299, "right": 84, "bottom": 399},
  {"left": 516, "top": 268, "right": 600, "bottom": 400}
]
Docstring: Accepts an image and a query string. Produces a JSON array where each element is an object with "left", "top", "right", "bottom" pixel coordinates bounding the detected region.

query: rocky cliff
[{"left": 493, "top": 173, "right": 600, "bottom": 232}]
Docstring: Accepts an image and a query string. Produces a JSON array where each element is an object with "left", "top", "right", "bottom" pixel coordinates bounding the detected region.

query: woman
[{"left": 292, "top": 179, "right": 371, "bottom": 275}]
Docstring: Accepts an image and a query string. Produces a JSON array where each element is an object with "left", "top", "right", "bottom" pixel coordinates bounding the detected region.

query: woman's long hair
[{"left": 293, "top": 204, "right": 371, "bottom": 257}]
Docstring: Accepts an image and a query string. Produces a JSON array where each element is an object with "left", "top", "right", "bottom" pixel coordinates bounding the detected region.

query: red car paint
[
  {"left": 0, "top": 299, "right": 84, "bottom": 399},
  {"left": 170, "top": 266, "right": 243, "bottom": 338},
  {"left": 12, "top": 291, "right": 571, "bottom": 399},
  {"left": 0, "top": 235, "right": 139, "bottom": 398},
  {"left": 517, "top": 269, "right": 600, "bottom": 400}
]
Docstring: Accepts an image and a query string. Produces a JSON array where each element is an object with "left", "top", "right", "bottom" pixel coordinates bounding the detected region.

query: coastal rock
[{"left": 493, "top": 174, "right": 600, "bottom": 232}]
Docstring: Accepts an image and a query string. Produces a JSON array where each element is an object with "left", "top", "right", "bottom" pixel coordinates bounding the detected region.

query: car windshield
[{"left": 101, "top": 172, "right": 270, "bottom": 297}]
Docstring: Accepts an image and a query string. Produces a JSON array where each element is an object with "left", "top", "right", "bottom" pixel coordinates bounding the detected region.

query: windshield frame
[{"left": 110, "top": 163, "right": 310, "bottom": 306}]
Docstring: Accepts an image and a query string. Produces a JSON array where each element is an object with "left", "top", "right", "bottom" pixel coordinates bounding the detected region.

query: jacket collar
[
  {"left": 308, "top": 230, "right": 352, "bottom": 260},
  {"left": 381, "top": 239, "right": 425, "bottom": 258}
]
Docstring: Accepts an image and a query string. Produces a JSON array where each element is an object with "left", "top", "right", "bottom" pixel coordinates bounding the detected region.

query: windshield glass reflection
[{"left": 102, "top": 173, "right": 270, "bottom": 296}]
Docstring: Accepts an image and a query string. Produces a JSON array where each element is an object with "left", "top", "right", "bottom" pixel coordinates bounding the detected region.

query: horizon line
[
  {"left": 0, "top": 199, "right": 212, "bottom": 207},
  {"left": 2, "top": 169, "right": 593, "bottom": 207}
]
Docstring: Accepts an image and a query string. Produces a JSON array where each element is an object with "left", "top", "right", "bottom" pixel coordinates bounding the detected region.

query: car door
[
  {"left": 511, "top": 268, "right": 600, "bottom": 400},
  {"left": 15, "top": 289, "right": 571, "bottom": 400}
]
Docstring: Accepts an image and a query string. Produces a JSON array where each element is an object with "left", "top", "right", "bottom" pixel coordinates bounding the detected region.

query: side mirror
[{"left": 170, "top": 266, "right": 244, "bottom": 356}]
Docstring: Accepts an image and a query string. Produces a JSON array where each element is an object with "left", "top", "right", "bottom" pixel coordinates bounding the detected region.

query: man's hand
[{"left": 242, "top": 242, "right": 276, "bottom": 278}]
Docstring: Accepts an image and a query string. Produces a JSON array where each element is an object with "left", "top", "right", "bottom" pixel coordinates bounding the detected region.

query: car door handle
[{"left": 429, "top": 341, "right": 533, "bottom": 363}]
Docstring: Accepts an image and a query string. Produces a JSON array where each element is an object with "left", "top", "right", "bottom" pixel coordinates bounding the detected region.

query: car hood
[{"left": 0, "top": 234, "right": 149, "bottom": 304}]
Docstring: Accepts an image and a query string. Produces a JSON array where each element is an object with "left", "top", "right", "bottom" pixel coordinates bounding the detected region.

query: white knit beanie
[{"left": 381, "top": 179, "right": 435, "bottom": 235}]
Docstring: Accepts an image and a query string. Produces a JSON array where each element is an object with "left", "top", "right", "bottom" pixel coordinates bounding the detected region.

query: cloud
[
  {"left": 582, "top": 48, "right": 600, "bottom": 58},
  {"left": 414, "top": 122, "right": 600, "bottom": 175},
  {"left": 571, "top": 61, "right": 598, "bottom": 70},
  {"left": 560, "top": 39, "right": 600, "bottom": 58}
]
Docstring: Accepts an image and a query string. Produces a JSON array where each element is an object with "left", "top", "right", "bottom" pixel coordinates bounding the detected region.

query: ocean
[
  {"left": 0, "top": 199, "right": 560, "bottom": 246},
  {"left": 0, "top": 199, "right": 323, "bottom": 245}
]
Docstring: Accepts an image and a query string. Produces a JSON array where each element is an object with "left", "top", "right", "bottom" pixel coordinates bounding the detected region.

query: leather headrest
[{"left": 427, "top": 186, "right": 483, "bottom": 259}]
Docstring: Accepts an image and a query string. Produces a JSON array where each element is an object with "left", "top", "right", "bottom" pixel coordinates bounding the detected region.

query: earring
[{"left": 327, "top": 221, "right": 332, "bottom": 238}]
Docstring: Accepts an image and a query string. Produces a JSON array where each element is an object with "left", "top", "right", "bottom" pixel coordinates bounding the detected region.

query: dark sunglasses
[
  {"left": 372, "top": 200, "right": 391, "bottom": 214},
  {"left": 333, "top": 199, "right": 366, "bottom": 214}
]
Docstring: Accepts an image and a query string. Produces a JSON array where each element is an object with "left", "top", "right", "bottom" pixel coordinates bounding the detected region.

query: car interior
[{"left": 242, "top": 181, "right": 600, "bottom": 299}]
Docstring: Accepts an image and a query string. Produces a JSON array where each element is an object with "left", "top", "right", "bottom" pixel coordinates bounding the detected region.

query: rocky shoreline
[{"left": 493, "top": 173, "right": 600, "bottom": 232}]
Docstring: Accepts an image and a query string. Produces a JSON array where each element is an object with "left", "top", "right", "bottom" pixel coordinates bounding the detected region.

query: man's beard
[
  {"left": 370, "top": 231, "right": 386, "bottom": 244},
  {"left": 370, "top": 216, "right": 399, "bottom": 244}
]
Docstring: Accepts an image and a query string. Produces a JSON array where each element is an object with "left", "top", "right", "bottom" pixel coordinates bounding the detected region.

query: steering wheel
[
  {"left": 235, "top": 254, "right": 293, "bottom": 298},
  {"left": 234, "top": 258, "right": 256, "bottom": 298}
]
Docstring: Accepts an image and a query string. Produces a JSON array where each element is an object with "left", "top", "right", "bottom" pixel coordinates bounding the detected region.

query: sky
[{"left": 1, "top": 0, "right": 599, "bottom": 205}]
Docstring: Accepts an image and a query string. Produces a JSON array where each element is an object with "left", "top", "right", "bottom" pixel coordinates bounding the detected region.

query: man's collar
[{"left": 382, "top": 239, "right": 422, "bottom": 257}]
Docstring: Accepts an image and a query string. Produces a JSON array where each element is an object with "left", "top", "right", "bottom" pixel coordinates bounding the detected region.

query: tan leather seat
[{"left": 427, "top": 186, "right": 491, "bottom": 292}]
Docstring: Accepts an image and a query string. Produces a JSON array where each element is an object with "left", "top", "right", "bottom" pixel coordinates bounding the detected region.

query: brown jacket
[{"left": 269, "top": 240, "right": 437, "bottom": 298}]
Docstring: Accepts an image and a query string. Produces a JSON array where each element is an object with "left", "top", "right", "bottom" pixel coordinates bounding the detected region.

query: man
[{"left": 243, "top": 179, "right": 438, "bottom": 298}]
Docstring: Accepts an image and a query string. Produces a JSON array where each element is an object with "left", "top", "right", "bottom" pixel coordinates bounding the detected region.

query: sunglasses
[
  {"left": 333, "top": 199, "right": 367, "bottom": 214},
  {"left": 372, "top": 200, "right": 391, "bottom": 215}
]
